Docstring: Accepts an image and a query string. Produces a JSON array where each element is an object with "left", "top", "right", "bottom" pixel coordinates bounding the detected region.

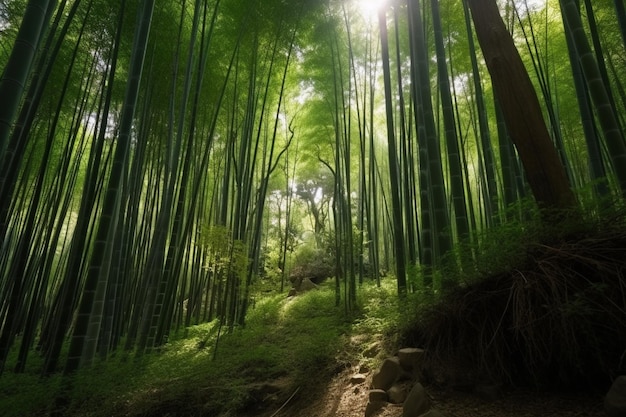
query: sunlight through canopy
[{"left": 356, "top": 0, "right": 388, "bottom": 18}]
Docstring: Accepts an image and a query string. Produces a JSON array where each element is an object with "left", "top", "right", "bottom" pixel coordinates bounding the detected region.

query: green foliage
[
  {"left": 441, "top": 198, "right": 541, "bottom": 283},
  {"left": 0, "top": 286, "right": 362, "bottom": 416},
  {"left": 287, "top": 238, "right": 335, "bottom": 283},
  {"left": 4, "top": 0, "right": 626, "bottom": 414},
  {"left": 291, "top": 239, "right": 331, "bottom": 267},
  {"left": 0, "top": 372, "right": 62, "bottom": 417},
  {"left": 443, "top": 195, "right": 626, "bottom": 288},
  {"left": 0, "top": 278, "right": 428, "bottom": 416},
  {"left": 347, "top": 279, "right": 434, "bottom": 371},
  {"left": 352, "top": 279, "right": 402, "bottom": 334},
  {"left": 199, "top": 224, "right": 249, "bottom": 280}
]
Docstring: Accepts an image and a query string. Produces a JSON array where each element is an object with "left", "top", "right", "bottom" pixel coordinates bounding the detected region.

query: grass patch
[
  {"left": 1, "top": 282, "right": 406, "bottom": 417},
  {"left": 111, "top": 288, "right": 350, "bottom": 416}
]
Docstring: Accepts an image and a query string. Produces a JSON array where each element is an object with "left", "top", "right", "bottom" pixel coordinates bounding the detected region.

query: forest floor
[
  {"left": 237, "top": 219, "right": 626, "bottom": 417},
  {"left": 8, "top": 215, "right": 621, "bottom": 417},
  {"left": 249, "top": 364, "right": 606, "bottom": 417}
]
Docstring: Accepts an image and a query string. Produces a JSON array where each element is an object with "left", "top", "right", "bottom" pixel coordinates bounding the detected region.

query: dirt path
[{"left": 256, "top": 367, "right": 606, "bottom": 417}]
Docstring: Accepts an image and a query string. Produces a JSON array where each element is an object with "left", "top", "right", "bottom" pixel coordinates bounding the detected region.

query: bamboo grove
[{"left": 0, "top": 0, "right": 624, "bottom": 376}]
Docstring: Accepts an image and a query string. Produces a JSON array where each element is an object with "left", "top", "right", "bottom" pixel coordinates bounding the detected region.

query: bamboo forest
[{"left": 1, "top": 0, "right": 625, "bottom": 415}]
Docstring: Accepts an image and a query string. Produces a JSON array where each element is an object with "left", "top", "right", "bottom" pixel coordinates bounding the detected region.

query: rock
[
  {"left": 403, "top": 382, "right": 430, "bottom": 417},
  {"left": 287, "top": 277, "right": 318, "bottom": 297},
  {"left": 369, "top": 389, "right": 388, "bottom": 402},
  {"left": 387, "top": 383, "right": 407, "bottom": 404},
  {"left": 399, "top": 368, "right": 417, "bottom": 382},
  {"left": 398, "top": 347, "right": 424, "bottom": 371},
  {"left": 298, "top": 277, "right": 318, "bottom": 292},
  {"left": 605, "top": 376, "right": 626, "bottom": 417},
  {"left": 473, "top": 384, "right": 502, "bottom": 401},
  {"left": 288, "top": 259, "right": 333, "bottom": 285},
  {"left": 372, "top": 357, "right": 402, "bottom": 390},
  {"left": 365, "top": 401, "right": 386, "bottom": 417},
  {"left": 350, "top": 373, "right": 367, "bottom": 384}
]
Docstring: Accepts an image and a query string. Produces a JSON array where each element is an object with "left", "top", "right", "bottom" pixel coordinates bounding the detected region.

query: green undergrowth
[{"left": 1, "top": 280, "right": 414, "bottom": 417}]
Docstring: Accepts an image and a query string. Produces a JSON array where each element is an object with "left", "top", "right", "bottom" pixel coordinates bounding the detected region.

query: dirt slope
[{"left": 249, "top": 366, "right": 605, "bottom": 417}]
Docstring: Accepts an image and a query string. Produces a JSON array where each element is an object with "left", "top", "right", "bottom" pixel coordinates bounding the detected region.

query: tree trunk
[
  {"left": 379, "top": 7, "right": 407, "bottom": 295},
  {"left": 465, "top": 0, "right": 576, "bottom": 212},
  {"left": 0, "top": 0, "right": 56, "bottom": 160},
  {"left": 560, "top": 0, "right": 626, "bottom": 196}
]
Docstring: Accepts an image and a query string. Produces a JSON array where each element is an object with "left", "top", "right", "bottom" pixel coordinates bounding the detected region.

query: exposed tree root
[{"left": 406, "top": 226, "right": 626, "bottom": 389}]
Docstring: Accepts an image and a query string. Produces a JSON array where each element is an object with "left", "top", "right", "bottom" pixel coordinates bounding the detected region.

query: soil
[{"left": 248, "top": 366, "right": 606, "bottom": 417}]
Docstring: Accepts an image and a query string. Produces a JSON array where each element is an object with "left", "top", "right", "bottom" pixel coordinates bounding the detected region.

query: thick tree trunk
[{"left": 465, "top": 0, "right": 576, "bottom": 212}]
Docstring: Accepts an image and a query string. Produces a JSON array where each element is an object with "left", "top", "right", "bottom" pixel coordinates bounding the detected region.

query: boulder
[
  {"left": 605, "top": 376, "right": 626, "bottom": 417},
  {"left": 398, "top": 347, "right": 424, "bottom": 371},
  {"left": 298, "top": 277, "right": 318, "bottom": 292},
  {"left": 287, "top": 277, "right": 318, "bottom": 297},
  {"left": 288, "top": 258, "right": 334, "bottom": 285},
  {"left": 369, "top": 389, "right": 388, "bottom": 402},
  {"left": 365, "top": 401, "right": 386, "bottom": 417},
  {"left": 387, "top": 383, "right": 408, "bottom": 404},
  {"left": 372, "top": 357, "right": 402, "bottom": 391},
  {"left": 403, "top": 382, "right": 430, "bottom": 417}
]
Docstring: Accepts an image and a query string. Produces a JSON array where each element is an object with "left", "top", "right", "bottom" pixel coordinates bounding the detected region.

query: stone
[
  {"left": 369, "top": 389, "right": 388, "bottom": 402},
  {"left": 387, "top": 383, "right": 408, "bottom": 404},
  {"left": 398, "top": 348, "right": 424, "bottom": 371},
  {"left": 350, "top": 373, "right": 367, "bottom": 384},
  {"left": 403, "top": 382, "right": 430, "bottom": 417},
  {"left": 287, "top": 288, "right": 297, "bottom": 297},
  {"left": 298, "top": 277, "right": 318, "bottom": 292},
  {"left": 605, "top": 376, "right": 626, "bottom": 417},
  {"left": 372, "top": 357, "right": 402, "bottom": 391},
  {"left": 365, "top": 401, "right": 386, "bottom": 417},
  {"left": 399, "top": 368, "right": 417, "bottom": 382}
]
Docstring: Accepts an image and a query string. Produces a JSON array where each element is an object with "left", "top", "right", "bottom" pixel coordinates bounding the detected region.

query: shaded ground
[{"left": 244, "top": 364, "right": 605, "bottom": 417}]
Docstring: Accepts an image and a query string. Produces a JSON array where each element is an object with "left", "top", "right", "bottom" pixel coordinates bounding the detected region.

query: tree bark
[{"left": 465, "top": 0, "right": 576, "bottom": 212}]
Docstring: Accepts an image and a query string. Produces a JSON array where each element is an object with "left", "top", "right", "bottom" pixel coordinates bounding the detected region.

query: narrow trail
[{"left": 252, "top": 366, "right": 606, "bottom": 417}]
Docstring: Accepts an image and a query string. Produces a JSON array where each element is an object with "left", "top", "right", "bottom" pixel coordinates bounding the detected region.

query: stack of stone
[{"left": 363, "top": 347, "right": 447, "bottom": 417}]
